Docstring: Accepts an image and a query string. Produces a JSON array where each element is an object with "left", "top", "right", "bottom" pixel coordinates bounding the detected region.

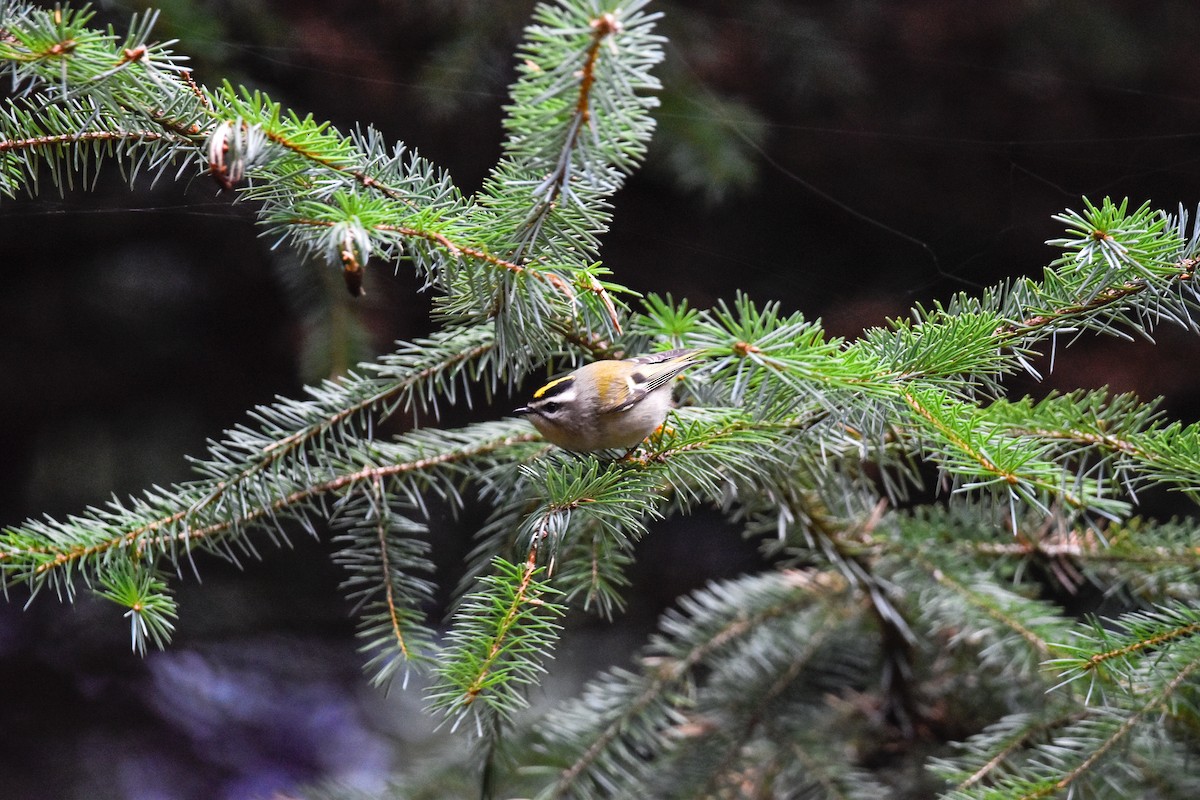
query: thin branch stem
[
  {"left": 1020, "top": 653, "right": 1200, "bottom": 799},
  {"left": 260, "top": 126, "right": 419, "bottom": 209},
  {"left": 280, "top": 216, "right": 575, "bottom": 298},
  {"left": 0, "top": 127, "right": 170, "bottom": 151},
  {"left": 462, "top": 543, "right": 543, "bottom": 705},
  {"left": 370, "top": 474, "right": 410, "bottom": 660},
  {"left": 211, "top": 338, "right": 497, "bottom": 503},
  {"left": 954, "top": 710, "right": 1087, "bottom": 791},
  {"left": 995, "top": 257, "right": 1199, "bottom": 340}
]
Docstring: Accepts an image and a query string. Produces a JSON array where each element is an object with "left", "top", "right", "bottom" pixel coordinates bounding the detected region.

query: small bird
[{"left": 515, "top": 348, "right": 704, "bottom": 453}]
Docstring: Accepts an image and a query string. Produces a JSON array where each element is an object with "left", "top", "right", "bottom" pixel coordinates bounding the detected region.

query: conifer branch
[
  {"left": 1041, "top": 654, "right": 1200, "bottom": 799},
  {"left": 462, "top": 547, "right": 546, "bottom": 702},
  {"left": 95, "top": 561, "right": 179, "bottom": 655},
  {"left": 333, "top": 475, "right": 438, "bottom": 687},
  {"left": 8, "top": 3, "right": 1200, "bottom": 797},
  {"left": 529, "top": 9, "right": 626, "bottom": 212},
  {"left": 995, "top": 255, "right": 1199, "bottom": 340},
  {"left": 200, "top": 327, "right": 499, "bottom": 499},
  {"left": 907, "top": 550, "right": 1056, "bottom": 660},
  {"left": 691, "top": 621, "right": 835, "bottom": 798},
  {"left": 278, "top": 215, "right": 576, "bottom": 297},
  {"left": 935, "top": 708, "right": 1087, "bottom": 792},
  {"left": 0, "top": 422, "right": 538, "bottom": 592},
  {"left": 371, "top": 480, "right": 413, "bottom": 661},
  {"left": 0, "top": 127, "right": 167, "bottom": 152},
  {"left": 428, "top": 551, "right": 566, "bottom": 731},
  {"left": 254, "top": 120, "right": 419, "bottom": 208},
  {"left": 538, "top": 571, "right": 849, "bottom": 798}
]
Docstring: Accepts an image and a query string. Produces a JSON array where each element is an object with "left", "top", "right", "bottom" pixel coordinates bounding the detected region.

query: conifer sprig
[
  {"left": 0, "top": 419, "right": 537, "bottom": 600},
  {"left": 95, "top": 560, "right": 178, "bottom": 656},
  {"left": 0, "top": 94, "right": 189, "bottom": 196},
  {"left": 428, "top": 553, "right": 566, "bottom": 733},
  {"left": 332, "top": 475, "right": 439, "bottom": 688},
  {"left": 477, "top": 0, "right": 663, "bottom": 266},
  {"left": 531, "top": 570, "right": 851, "bottom": 799},
  {"left": 7, "top": 2, "right": 1200, "bottom": 798}
]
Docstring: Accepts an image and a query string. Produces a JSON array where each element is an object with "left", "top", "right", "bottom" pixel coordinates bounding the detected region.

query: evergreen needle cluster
[{"left": 3, "top": 2, "right": 1200, "bottom": 798}]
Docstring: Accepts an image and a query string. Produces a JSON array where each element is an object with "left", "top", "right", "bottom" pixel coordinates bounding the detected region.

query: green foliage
[
  {"left": 96, "top": 560, "right": 178, "bottom": 656},
  {"left": 429, "top": 555, "right": 566, "bottom": 731},
  {"left": 528, "top": 569, "right": 858, "bottom": 799},
  {"left": 4, "top": 1, "right": 1200, "bottom": 798},
  {"left": 332, "top": 476, "right": 438, "bottom": 688}
]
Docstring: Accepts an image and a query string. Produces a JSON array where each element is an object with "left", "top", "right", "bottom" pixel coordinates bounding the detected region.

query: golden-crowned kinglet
[{"left": 515, "top": 348, "right": 703, "bottom": 452}]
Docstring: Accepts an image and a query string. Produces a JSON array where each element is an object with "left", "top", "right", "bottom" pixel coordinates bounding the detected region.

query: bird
[{"left": 515, "top": 348, "right": 704, "bottom": 453}]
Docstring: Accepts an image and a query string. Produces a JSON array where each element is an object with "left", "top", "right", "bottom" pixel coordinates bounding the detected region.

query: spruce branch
[
  {"left": 1019, "top": 670, "right": 1200, "bottom": 800},
  {"left": 0, "top": 3, "right": 630, "bottom": 353},
  {"left": 899, "top": 387, "right": 1125, "bottom": 521},
  {"left": 9, "top": 2, "right": 1200, "bottom": 797},
  {"left": 428, "top": 550, "right": 566, "bottom": 734},
  {"left": 208, "top": 85, "right": 594, "bottom": 334},
  {"left": 659, "top": 604, "right": 865, "bottom": 799},
  {"left": 1048, "top": 602, "right": 1200, "bottom": 704},
  {"left": 978, "top": 391, "right": 1200, "bottom": 504},
  {"left": 95, "top": 560, "right": 179, "bottom": 656},
  {"left": 0, "top": 419, "right": 539, "bottom": 599},
  {"left": 929, "top": 602, "right": 1200, "bottom": 799},
  {"left": 532, "top": 570, "right": 850, "bottom": 799},
  {"left": 191, "top": 325, "right": 502, "bottom": 519},
  {"left": 0, "top": 95, "right": 190, "bottom": 196},
  {"left": 332, "top": 475, "right": 439, "bottom": 689},
  {"left": 996, "top": 199, "right": 1197, "bottom": 345},
  {"left": 0, "top": 5, "right": 192, "bottom": 97},
  {"left": 928, "top": 706, "right": 1088, "bottom": 794},
  {"left": 635, "top": 203, "right": 1200, "bottom": 518},
  {"left": 516, "top": 459, "right": 662, "bottom": 565},
  {"left": 887, "top": 532, "right": 1070, "bottom": 675},
  {"left": 0, "top": 4, "right": 204, "bottom": 143},
  {"left": 506, "top": 457, "right": 667, "bottom": 615},
  {"left": 479, "top": 0, "right": 663, "bottom": 265}
]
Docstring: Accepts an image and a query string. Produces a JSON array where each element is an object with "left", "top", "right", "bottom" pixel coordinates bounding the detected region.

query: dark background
[{"left": 4, "top": 1, "right": 1200, "bottom": 797}]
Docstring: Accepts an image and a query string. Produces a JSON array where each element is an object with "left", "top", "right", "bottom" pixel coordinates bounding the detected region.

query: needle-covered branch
[
  {"left": 428, "top": 552, "right": 566, "bottom": 732},
  {"left": 7, "top": 2, "right": 1200, "bottom": 798}
]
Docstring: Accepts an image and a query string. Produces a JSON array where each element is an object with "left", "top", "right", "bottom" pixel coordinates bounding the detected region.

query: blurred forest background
[{"left": 4, "top": 1, "right": 1200, "bottom": 797}]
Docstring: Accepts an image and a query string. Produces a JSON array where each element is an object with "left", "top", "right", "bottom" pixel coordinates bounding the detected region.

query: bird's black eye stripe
[{"left": 539, "top": 401, "right": 562, "bottom": 414}]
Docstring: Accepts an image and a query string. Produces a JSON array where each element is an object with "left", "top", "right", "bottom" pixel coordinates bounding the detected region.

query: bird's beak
[{"left": 514, "top": 406, "right": 531, "bottom": 416}]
